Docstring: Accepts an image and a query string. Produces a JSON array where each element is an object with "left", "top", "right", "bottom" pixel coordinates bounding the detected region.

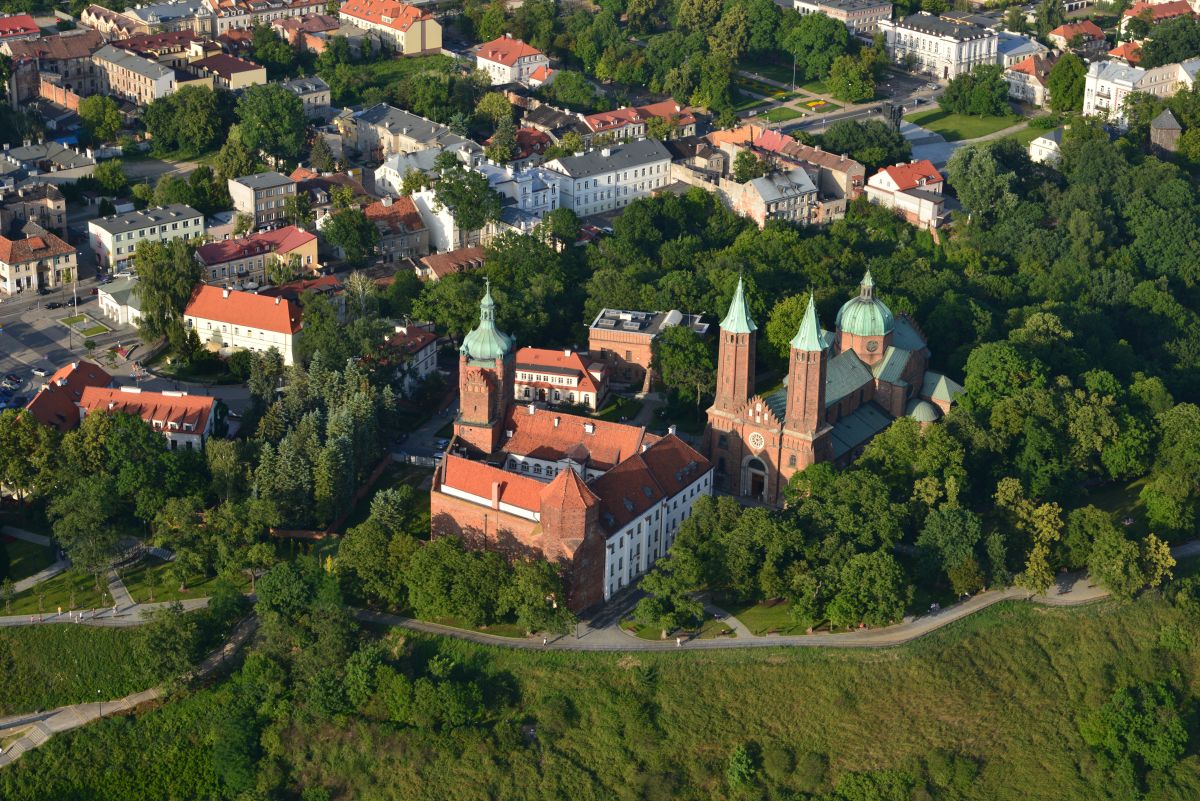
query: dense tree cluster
[{"left": 939, "top": 64, "right": 1010, "bottom": 117}]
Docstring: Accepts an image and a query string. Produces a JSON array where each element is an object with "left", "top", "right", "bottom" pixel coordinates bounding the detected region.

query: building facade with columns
[{"left": 704, "top": 275, "right": 960, "bottom": 506}]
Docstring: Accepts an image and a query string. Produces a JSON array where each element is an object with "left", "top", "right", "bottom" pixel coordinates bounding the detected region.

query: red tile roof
[
  {"left": 501, "top": 405, "right": 649, "bottom": 471},
  {"left": 5, "top": 30, "right": 104, "bottom": 62},
  {"left": 1123, "top": 0, "right": 1193, "bottom": 19},
  {"left": 878, "top": 160, "right": 943, "bottom": 191},
  {"left": 528, "top": 64, "right": 552, "bottom": 83},
  {"left": 365, "top": 196, "right": 424, "bottom": 234},
  {"left": 541, "top": 466, "right": 599, "bottom": 511},
  {"left": 1008, "top": 54, "right": 1054, "bottom": 82},
  {"left": 388, "top": 325, "right": 438, "bottom": 355},
  {"left": 24, "top": 360, "right": 112, "bottom": 432},
  {"left": 636, "top": 99, "right": 698, "bottom": 128},
  {"left": 419, "top": 246, "right": 485, "bottom": 280},
  {"left": 339, "top": 0, "right": 432, "bottom": 31},
  {"left": 588, "top": 434, "right": 709, "bottom": 532},
  {"left": 0, "top": 228, "right": 74, "bottom": 266},
  {"left": 184, "top": 285, "right": 302, "bottom": 334},
  {"left": 195, "top": 225, "right": 315, "bottom": 266},
  {"left": 511, "top": 128, "right": 550, "bottom": 160},
  {"left": 740, "top": 128, "right": 864, "bottom": 174},
  {"left": 1109, "top": 41, "right": 1142, "bottom": 63},
  {"left": 191, "top": 53, "right": 263, "bottom": 78},
  {"left": 79, "top": 387, "right": 215, "bottom": 435},
  {"left": 1049, "top": 20, "right": 1103, "bottom": 40},
  {"left": 639, "top": 433, "right": 711, "bottom": 497},
  {"left": 111, "top": 30, "right": 200, "bottom": 53},
  {"left": 272, "top": 13, "right": 339, "bottom": 33},
  {"left": 440, "top": 452, "right": 545, "bottom": 512},
  {"left": 0, "top": 14, "right": 39, "bottom": 39},
  {"left": 259, "top": 275, "right": 342, "bottom": 301},
  {"left": 515, "top": 347, "right": 602, "bottom": 394},
  {"left": 477, "top": 36, "right": 545, "bottom": 67},
  {"left": 584, "top": 107, "right": 643, "bottom": 134}
]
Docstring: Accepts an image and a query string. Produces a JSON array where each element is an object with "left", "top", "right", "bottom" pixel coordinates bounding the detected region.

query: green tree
[
  {"left": 781, "top": 12, "right": 851, "bottom": 81},
  {"left": 485, "top": 115, "right": 517, "bottom": 163},
  {"left": 828, "top": 53, "right": 875, "bottom": 103},
  {"left": 825, "top": 551, "right": 912, "bottom": 629},
  {"left": 93, "top": 159, "right": 128, "bottom": 195},
  {"left": 1046, "top": 52, "right": 1086, "bottom": 113},
  {"left": 282, "top": 193, "right": 314, "bottom": 228},
  {"left": 133, "top": 238, "right": 202, "bottom": 340},
  {"left": 310, "top": 135, "right": 336, "bottom": 172},
  {"left": 475, "top": 91, "right": 513, "bottom": 127},
  {"left": 322, "top": 208, "right": 379, "bottom": 267},
  {"left": 732, "top": 149, "right": 767, "bottom": 183},
  {"left": 1080, "top": 682, "right": 1188, "bottom": 794},
  {"left": 765, "top": 292, "right": 812, "bottom": 360},
  {"left": 78, "top": 95, "right": 122, "bottom": 144},
  {"left": 236, "top": 84, "right": 306, "bottom": 159},
  {"left": 727, "top": 744, "right": 757, "bottom": 789},
  {"left": 497, "top": 559, "right": 575, "bottom": 635},
  {"left": 215, "top": 125, "right": 256, "bottom": 183},
  {"left": 652, "top": 323, "right": 714, "bottom": 405},
  {"left": 1087, "top": 526, "right": 1145, "bottom": 600},
  {"left": 433, "top": 164, "right": 503, "bottom": 241},
  {"left": 143, "top": 86, "right": 222, "bottom": 155}
]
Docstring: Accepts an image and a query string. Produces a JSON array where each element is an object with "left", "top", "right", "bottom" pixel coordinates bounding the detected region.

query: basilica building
[{"left": 704, "top": 273, "right": 962, "bottom": 507}]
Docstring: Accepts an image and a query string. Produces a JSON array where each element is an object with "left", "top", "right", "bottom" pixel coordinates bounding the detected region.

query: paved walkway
[
  {"left": 106, "top": 569, "right": 134, "bottom": 611},
  {"left": 0, "top": 616, "right": 256, "bottom": 766},
  {"left": 11, "top": 560, "right": 68, "bottom": 594},
  {"left": 2, "top": 526, "right": 50, "bottom": 546},
  {"left": 0, "top": 597, "right": 209, "bottom": 629}
]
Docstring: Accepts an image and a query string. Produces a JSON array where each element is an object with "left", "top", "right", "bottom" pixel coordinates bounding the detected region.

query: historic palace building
[
  {"left": 431, "top": 284, "right": 714, "bottom": 611},
  {"left": 704, "top": 273, "right": 962, "bottom": 506}
]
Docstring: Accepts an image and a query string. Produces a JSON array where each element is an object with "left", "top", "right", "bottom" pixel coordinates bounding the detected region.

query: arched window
[
  {"left": 523, "top": 387, "right": 531, "bottom": 399},
  {"left": 788, "top": 455, "right": 796, "bottom": 468}
]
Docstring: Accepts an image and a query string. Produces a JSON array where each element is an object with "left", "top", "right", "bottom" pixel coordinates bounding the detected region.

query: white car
[{"left": 31, "top": 367, "right": 49, "bottom": 377}]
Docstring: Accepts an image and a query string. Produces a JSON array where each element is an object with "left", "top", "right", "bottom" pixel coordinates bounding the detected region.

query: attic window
[
  {"left": 642, "top": 486, "right": 653, "bottom": 498},
  {"left": 623, "top": 498, "right": 634, "bottom": 512}
]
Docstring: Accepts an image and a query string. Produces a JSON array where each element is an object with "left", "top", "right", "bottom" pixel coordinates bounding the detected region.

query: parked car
[
  {"left": 31, "top": 367, "right": 49, "bottom": 377},
  {"left": 4, "top": 373, "right": 20, "bottom": 384},
  {"left": 45, "top": 301, "right": 63, "bottom": 309},
  {"left": 433, "top": 438, "right": 450, "bottom": 450}
]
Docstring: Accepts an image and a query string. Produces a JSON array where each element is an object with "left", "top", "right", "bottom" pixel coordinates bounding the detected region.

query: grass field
[
  {"left": 733, "top": 91, "right": 769, "bottom": 113},
  {"left": 594, "top": 396, "right": 643, "bottom": 423},
  {"left": 737, "top": 58, "right": 799, "bottom": 86},
  {"left": 1003, "top": 124, "right": 1043, "bottom": 149},
  {"left": 904, "top": 108, "right": 1019, "bottom": 141},
  {"left": 717, "top": 595, "right": 805, "bottom": 635},
  {"left": 3, "top": 582, "right": 1199, "bottom": 800},
  {"left": 803, "top": 99, "right": 841, "bottom": 113},
  {"left": 118, "top": 558, "right": 250, "bottom": 604},
  {"left": 0, "top": 626, "right": 158, "bottom": 715},
  {"left": 3, "top": 536, "right": 55, "bottom": 582},
  {"left": 7, "top": 569, "right": 109, "bottom": 615},
  {"left": 627, "top": 616, "right": 738, "bottom": 640},
  {"left": 763, "top": 106, "right": 804, "bottom": 123},
  {"left": 800, "top": 78, "right": 830, "bottom": 94}
]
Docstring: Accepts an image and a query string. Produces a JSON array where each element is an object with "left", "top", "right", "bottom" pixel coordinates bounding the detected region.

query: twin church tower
[{"left": 704, "top": 273, "right": 959, "bottom": 507}]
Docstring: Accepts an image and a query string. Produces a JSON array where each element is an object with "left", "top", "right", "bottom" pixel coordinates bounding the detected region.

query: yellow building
[{"left": 337, "top": 0, "right": 441, "bottom": 55}]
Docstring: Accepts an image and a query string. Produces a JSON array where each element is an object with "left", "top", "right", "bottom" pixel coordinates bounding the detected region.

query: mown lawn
[
  {"left": 0, "top": 625, "right": 157, "bottom": 715},
  {"left": 7, "top": 569, "right": 110, "bottom": 615},
  {"left": 1003, "top": 124, "right": 1044, "bottom": 149},
  {"left": 594, "top": 396, "right": 643, "bottom": 423},
  {"left": 118, "top": 558, "right": 250, "bottom": 605},
  {"left": 3, "top": 536, "right": 55, "bottom": 582},
  {"left": 764, "top": 106, "right": 804, "bottom": 123},
  {"left": 904, "top": 108, "right": 1019, "bottom": 141}
]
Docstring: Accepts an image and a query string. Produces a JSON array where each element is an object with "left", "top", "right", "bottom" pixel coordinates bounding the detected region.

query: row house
[
  {"left": 88, "top": 203, "right": 205, "bottom": 269},
  {"left": 0, "top": 223, "right": 76, "bottom": 295},
  {"left": 228, "top": 171, "right": 297, "bottom": 230},
  {"left": 582, "top": 101, "right": 700, "bottom": 146},
  {"left": 194, "top": 224, "right": 318, "bottom": 287},
  {"left": 202, "top": 0, "right": 327, "bottom": 36},
  {"left": 337, "top": 0, "right": 440, "bottom": 53},
  {"left": 542, "top": 140, "right": 672, "bottom": 217},
  {"left": 92, "top": 43, "right": 213, "bottom": 106},
  {"left": 1, "top": 31, "right": 105, "bottom": 104}
]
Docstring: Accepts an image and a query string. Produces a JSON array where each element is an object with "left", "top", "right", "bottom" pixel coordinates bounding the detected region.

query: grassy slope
[
  {"left": 904, "top": 108, "right": 1019, "bottom": 142},
  {"left": 3, "top": 592, "right": 1197, "bottom": 800},
  {"left": 0, "top": 626, "right": 156, "bottom": 715}
]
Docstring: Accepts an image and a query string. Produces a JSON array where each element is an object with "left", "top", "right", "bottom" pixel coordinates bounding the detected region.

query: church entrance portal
[{"left": 742, "top": 457, "right": 768, "bottom": 501}]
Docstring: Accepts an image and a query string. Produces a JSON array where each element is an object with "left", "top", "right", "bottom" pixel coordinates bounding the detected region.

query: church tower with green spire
[
  {"left": 712, "top": 276, "right": 757, "bottom": 414},
  {"left": 782, "top": 293, "right": 832, "bottom": 471},
  {"left": 456, "top": 280, "right": 515, "bottom": 455}
]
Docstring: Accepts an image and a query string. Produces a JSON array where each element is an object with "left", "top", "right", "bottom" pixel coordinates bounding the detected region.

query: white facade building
[
  {"left": 475, "top": 35, "right": 551, "bottom": 86},
  {"left": 542, "top": 139, "right": 672, "bottom": 217},
  {"left": 1082, "top": 57, "right": 1200, "bottom": 126},
  {"left": 793, "top": 0, "right": 893, "bottom": 34},
  {"left": 87, "top": 204, "right": 205, "bottom": 269},
  {"left": 878, "top": 12, "right": 998, "bottom": 81},
  {"left": 183, "top": 284, "right": 302, "bottom": 365},
  {"left": 475, "top": 162, "right": 561, "bottom": 220}
]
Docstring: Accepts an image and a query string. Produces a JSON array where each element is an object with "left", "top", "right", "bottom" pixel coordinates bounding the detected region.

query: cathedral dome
[
  {"left": 905, "top": 398, "right": 940, "bottom": 423},
  {"left": 461, "top": 280, "right": 513, "bottom": 362},
  {"left": 835, "top": 271, "right": 894, "bottom": 338}
]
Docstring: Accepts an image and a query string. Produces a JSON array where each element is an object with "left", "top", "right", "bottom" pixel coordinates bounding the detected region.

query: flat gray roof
[
  {"left": 93, "top": 44, "right": 173, "bottom": 82},
  {"left": 545, "top": 139, "right": 671, "bottom": 179},
  {"left": 590, "top": 307, "right": 709, "bottom": 337},
  {"left": 88, "top": 203, "right": 203, "bottom": 235},
  {"left": 895, "top": 12, "right": 995, "bottom": 41},
  {"left": 232, "top": 171, "right": 293, "bottom": 189}
]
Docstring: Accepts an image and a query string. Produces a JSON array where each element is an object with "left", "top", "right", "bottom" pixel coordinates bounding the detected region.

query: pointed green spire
[
  {"left": 860, "top": 270, "right": 875, "bottom": 298},
  {"left": 790, "top": 293, "right": 825, "bottom": 351},
  {"left": 461, "top": 278, "right": 513, "bottom": 361},
  {"left": 720, "top": 276, "right": 757, "bottom": 334}
]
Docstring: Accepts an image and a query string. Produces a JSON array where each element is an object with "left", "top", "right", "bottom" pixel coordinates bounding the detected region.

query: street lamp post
[{"left": 97, "top": 689, "right": 101, "bottom": 719}]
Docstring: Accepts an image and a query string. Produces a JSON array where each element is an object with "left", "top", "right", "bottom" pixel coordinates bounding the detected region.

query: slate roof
[
  {"left": 894, "top": 12, "right": 995, "bottom": 41},
  {"left": 1152, "top": 108, "right": 1182, "bottom": 130},
  {"left": 921, "top": 371, "right": 964, "bottom": 403},
  {"left": 830, "top": 402, "right": 893, "bottom": 459},
  {"left": 748, "top": 168, "right": 817, "bottom": 203},
  {"left": 99, "top": 276, "right": 141, "bottom": 309},
  {"left": 353, "top": 103, "right": 450, "bottom": 143},
  {"left": 872, "top": 346, "right": 912, "bottom": 385},
  {"left": 93, "top": 44, "right": 174, "bottom": 82},
  {"left": 231, "top": 171, "right": 293, "bottom": 190},
  {"left": 88, "top": 204, "right": 202, "bottom": 235},
  {"left": 825, "top": 350, "right": 874, "bottom": 407},
  {"left": 544, "top": 139, "right": 671, "bottom": 179}
]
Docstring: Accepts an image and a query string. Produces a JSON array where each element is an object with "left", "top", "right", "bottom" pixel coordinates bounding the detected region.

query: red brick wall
[
  {"left": 38, "top": 78, "right": 82, "bottom": 111},
  {"left": 588, "top": 329, "right": 654, "bottom": 387},
  {"left": 713, "top": 330, "right": 755, "bottom": 413}
]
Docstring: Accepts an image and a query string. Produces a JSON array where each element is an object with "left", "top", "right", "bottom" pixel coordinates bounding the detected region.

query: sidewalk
[{"left": 11, "top": 560, "right": 67, "bottom": 594}]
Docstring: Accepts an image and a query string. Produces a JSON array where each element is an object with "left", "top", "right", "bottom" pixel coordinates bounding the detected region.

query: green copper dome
[
  {"left": 461, "top": 280, "right": 513, "bottom": 362},
  {"left": 720, "top": 276, "right": 757, "bottom": 334},
  {"left": 835, "top": 271, "right": 894, "bottom": 338},
  {"left": 905, "top": 398, "right": 940, "bottom": 423}
]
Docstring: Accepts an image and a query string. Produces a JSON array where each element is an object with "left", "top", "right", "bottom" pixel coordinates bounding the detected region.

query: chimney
[
  {"left": 275, "top": 296, "right": 281, "bottom": 304},
  {"left": 584, "top": 422, "right": 595, "bottom": 434},
  {"left": 668, "top": 424, "right": 677, "bottom": 436},
  {"left": 600, "top": 147, "right": 611, "bottom": 157},
  {"left": 528, "top": 404, "right": 536, "bottom": 415},
  {"left": 562, "top": 349, "right": 570, "bottom": 357},
  {"left": 382, "top": 195, "right": 393, "bottom": 207},
  {"left": 553, "top": 416, "right": 560, "bottom": 428},
  {"left": 222, "top": 288, "right": 230, "bottom": 298},
  {"left": 491, "top": 481, "right": 500, "bottom": 509}
]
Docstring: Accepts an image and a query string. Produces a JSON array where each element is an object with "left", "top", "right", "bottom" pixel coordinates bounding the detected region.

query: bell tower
[
  {"left": 782, "top": 293, "right": 832, "bottom": 476},
  {"left": 712, "top": 276, "right": 757, "bottom": 414},
  {"left": 455, "top": 280, "right": 514, "bottom": 455}
]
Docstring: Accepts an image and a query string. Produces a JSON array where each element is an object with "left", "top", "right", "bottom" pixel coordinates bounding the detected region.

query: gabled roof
[
  {"left": 638, "top": 433, "right": 711, "bottom": 498},
  {"left": 501, "top": 405, "right": 650, "bottom": 471},
  {"left": 589, "top": 453, "right": 663, "bottom": 533},
  {"left": 826, "top": 349, "right": 875, "bottom": 407},
  {"left": 515, "top": 347, "right": 601, "bottom": 393},
  {"left": 477, "top": 36, "right": 546, "bottom": 67},
  {"left": 1108, "top": 41, "right": 1142, "bottom": 64},
  {"left": 4, "top": 31, "right": 104, "bottom": 61},
  {"left": 24, "top": 361, "right": 112, "bottom": 432},
  {"left": 195, "top": 225, "right": 314, "bottom": 265},
  {"left": 184, "top": 284, "right": 302, "bottom": 334},
  {"left": 1152, "top": 108, "right": 1182, "bottom": 130},
  {"left": 388, "top": 325, "right": 437, "bottom": 355},
  {"left": 877, "top": 160, "right": 943, "bottom": 191},
  {"left": 0, "top": 13, "right": 39, "bottom": 39},
  {"left": 922, "top": 371, "right": 964, "bottom": 403},
  {"left": 419, "top": 246, "right": 485, "bottom": 279},
  {"left": 543, "top": 139, "right": 671, "bottom": 178},
  {"left": 1008, "top": 54, "right": 1054, "bottom": 83},
  {"left": 0, "top": 225, "right": 74, "bottom": 266},
  {"left": 338, "top": 0, "right": 432, "bottom": 32},
  {"left": 529, "top": 65, "right": 553, "bottom": 83},
  {"left": 79, "top": 386, "right": 215, "bottom": 434},
  {"left": 440, "top": 452, "right": 545, "bottom": 512},
  {"left": 1048, "top": 20, "right": 1103, "bottom": 40},
  {"left": 1123, "top": 0, "right": 1193, "bottom": 20},
  {"left": 364, "top": 196, "right": 425, "bottom": 235}
]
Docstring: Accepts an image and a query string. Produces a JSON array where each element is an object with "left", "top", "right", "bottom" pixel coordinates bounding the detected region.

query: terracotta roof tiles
[
  {"left": 501, "top": 405, "right": 649, "bottom": 471},
  {"left": 477, "top": 36, "right": 545, "bottom": 67},
  {"left": 79, "top": 386, "right": 215, "bottom": 434},
  {"left": 184, "top": 285, "right": 302, "bottom": 334},
  {"left": 24, "top": 360, "right": 112, "bottom": 432},
  {"left": 440, "top": 452, "right": 545, "bottom": 512}
]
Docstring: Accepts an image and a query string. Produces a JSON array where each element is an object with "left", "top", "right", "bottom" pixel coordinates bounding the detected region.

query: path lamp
[{"left": 97, "top": 689, "right": 101, "bottom": 719}]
